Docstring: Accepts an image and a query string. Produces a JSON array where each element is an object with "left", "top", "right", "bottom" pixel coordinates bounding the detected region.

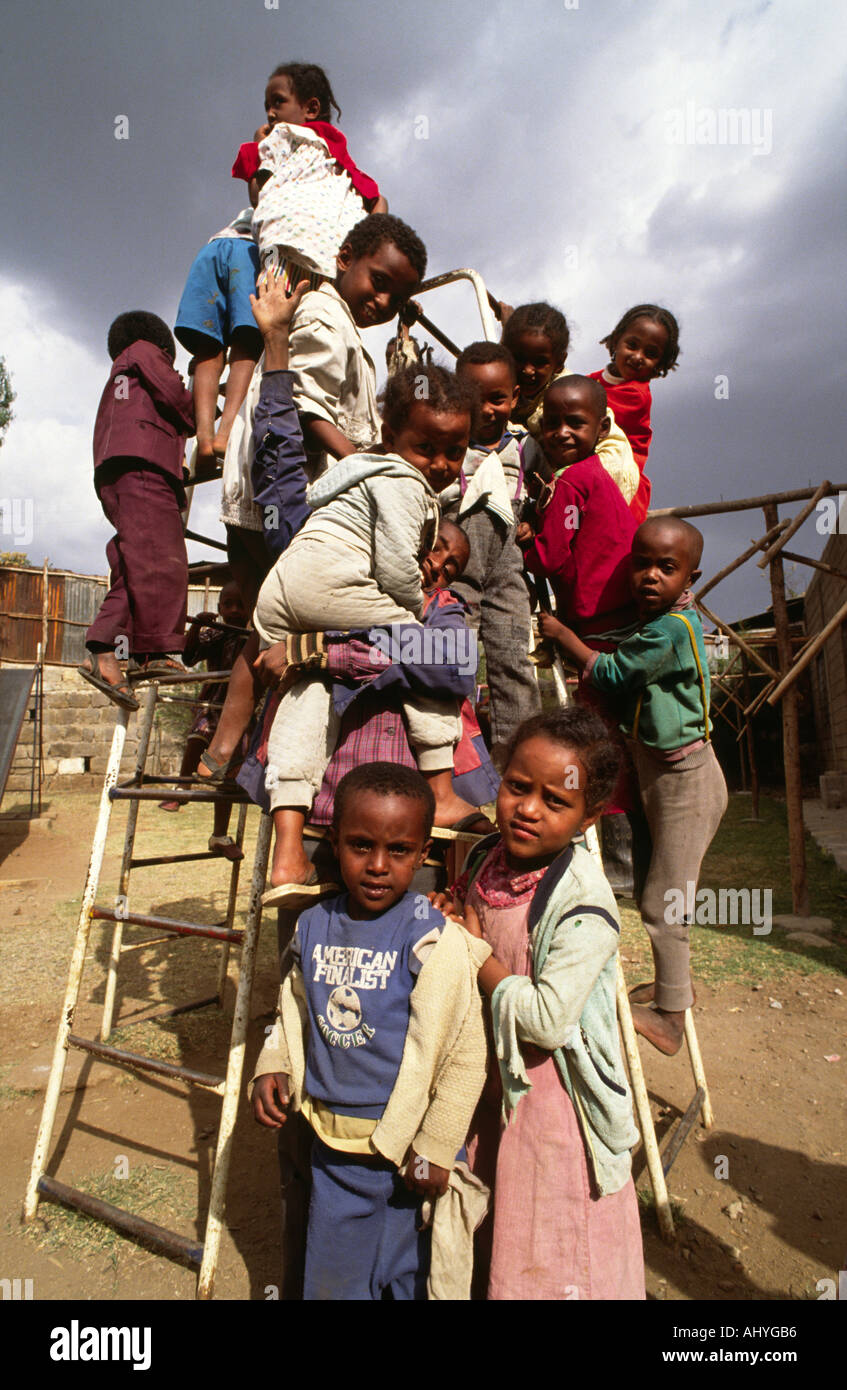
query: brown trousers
[{"left": 633, "top": 742, "right": 728, "bottom": 1012}]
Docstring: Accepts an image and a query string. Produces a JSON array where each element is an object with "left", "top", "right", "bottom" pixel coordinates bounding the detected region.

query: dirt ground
[{"left": 0, "top": 788, "right": 844, "bottom": 1302}]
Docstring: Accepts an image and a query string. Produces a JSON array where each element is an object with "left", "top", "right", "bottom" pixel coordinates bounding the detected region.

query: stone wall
[{"left": 6, "top": 664, "right": 189, "bottom": 795}]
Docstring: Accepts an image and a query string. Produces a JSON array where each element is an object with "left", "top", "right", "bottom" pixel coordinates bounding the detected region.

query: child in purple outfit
[{"left": 80, "top": 311, "right": 195, "bottom": 708}]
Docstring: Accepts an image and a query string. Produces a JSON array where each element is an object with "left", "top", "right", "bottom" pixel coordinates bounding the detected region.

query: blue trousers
[{"left": 303, "top": 1138, "right": 430, "bottom": 1301}]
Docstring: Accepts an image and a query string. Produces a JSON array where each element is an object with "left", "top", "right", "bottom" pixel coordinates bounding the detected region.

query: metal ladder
[
  {"left": 548, "top": 652, "right": 714, "bottom": 1242},
  {"left": 22, "top": 674, "right": 272, "bottom": 1299}
]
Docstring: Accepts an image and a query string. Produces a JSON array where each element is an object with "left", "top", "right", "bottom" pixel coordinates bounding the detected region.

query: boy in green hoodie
[{"left": 538, "top": 517, "right": 728, "bottom": 1055}]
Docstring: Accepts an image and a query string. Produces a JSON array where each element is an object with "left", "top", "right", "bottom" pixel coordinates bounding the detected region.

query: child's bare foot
[
  {"left": 629, "top": 979, "right": 697, "bottom": 1006},
  {"left": 193, "top": 442, "right": 220, "bottom": 482},
  {"left": 269, "top": 842, "right": 314, "bottom": 889},
  {"left": 432, "top": 792, "right": 490, "bottom": 831},
  {"left": 158, "top": 799, "right": 181, "bottom": 813},
  {"left": 212, "top": 424, "right": 232, "bottom": 459},
  {"left": 630, "top": 1004, "right": 686, "bottom": 1055}
]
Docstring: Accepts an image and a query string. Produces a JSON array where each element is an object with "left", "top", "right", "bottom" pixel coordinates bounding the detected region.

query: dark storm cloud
[{"left": 1, "top": 0, "right": 844, "bottom": 623}]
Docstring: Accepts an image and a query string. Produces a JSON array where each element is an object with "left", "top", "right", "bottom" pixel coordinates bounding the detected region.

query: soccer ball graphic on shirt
[{"left": 326, "top": 986, "right": 362, "bottom": 1032}]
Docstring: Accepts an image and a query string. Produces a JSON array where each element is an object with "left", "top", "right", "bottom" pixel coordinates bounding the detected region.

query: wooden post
[
  {"left": 39, "top": 559, "right": 49, "bottom": 815},
  {"left": 765, "top": 596, "right": 847, "bottom": 706},
  {"left": 763, "top": 504, "right": 808, "bottom": 913},
  {"left": 696, "top": 601, "right": 778, "bottom": 680},
  {"left": 695, "top": 519, "right": 788, "bottom": 602},
  {"left": 736, "top": 693, "right": 747, "bottom": 791},
  {"left": 778, "top": 548, "right": 847, "bottom": 585},
  {"left": 741, "top": 654, "right": 760, "bottom": 821},
  {"left": 756, "top": 481, "right": 831, "bottom": 569},
  {"left": 41, "top": 558, "right": 49, "bottom": 661}
]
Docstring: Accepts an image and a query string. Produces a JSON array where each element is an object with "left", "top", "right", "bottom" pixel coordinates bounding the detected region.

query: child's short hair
[
  {"left": 546, "top": 373, "right": 607, "bottom": 417},
  {"left": 343, "top": 213, "right": 427, "bottom": 283},
  {"left": 600, "top": 303, "right": 680, "bottom": 377},
  {"left": 455, "top": 341, "right": 518, "bottom": 382},
  {"left": 635, "top": 516, "right": 703, "bottom": 569},
  {"left": 503, "top": 707, "right": 621, "bottom": 817},
  {"left": 438, "top": 517, "right": 470, "bottom": 560},
  {"left": 332, "top": 762, "right": 436, "bottom": 839},
  {"left": 502, "top": 302, "right": 570, "bottom": 362},
  {"left": 382, "top": 363, "right": 477, "bottom": 433},
  {"left": 269, "top": 62, "right": 340, "bottom": 122},
  {"left": 107, "top": 312, "right": 176, "bottom": 362}
]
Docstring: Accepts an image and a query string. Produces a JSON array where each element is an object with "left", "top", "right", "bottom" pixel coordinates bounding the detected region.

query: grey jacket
[{"left": 302, "top": 451, "right": 440, "bottom": 619}]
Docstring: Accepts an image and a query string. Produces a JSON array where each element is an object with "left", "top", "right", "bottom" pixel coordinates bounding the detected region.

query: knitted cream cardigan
[{"left": 251, "top": 915, "right": 491, "bottom": 1171}]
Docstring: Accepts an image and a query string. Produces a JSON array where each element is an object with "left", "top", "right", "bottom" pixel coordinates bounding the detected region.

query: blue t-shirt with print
[{"left": 295, "top": 891, "right": 444, "bottom": 1120}]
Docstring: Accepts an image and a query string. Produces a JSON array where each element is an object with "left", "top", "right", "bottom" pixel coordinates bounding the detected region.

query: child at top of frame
[
  {"left": 79, "top": 311, "right": 195, "bottom": 710},
  {"left": 220, "top": 213, "right": 427, "bottom": 550},
  {"left": 518, "top": 374, "right": 638, "bottom": 638},
  {"left": 232, "top": 62, "right": 388, "bottom": 285},
  {"left": 538, "top": 518, "right": 728, "bottom": 1057},
  {"left": 249, "top": 763, "right": 490, "bottom": 1301},
  {"left": 439, "top": 706, "right": 644, "bottom": 1300},
  {"left": 588, "top": 303, "right": 680, "bottom": 524},
  {"left": 174, "top": 209, "right": 263, "bottom": 479},
  {"left": 439, "top": 340, "right": 541, "bottom": 759},
  {"left": 252, "top": 361, "right": 486, "bottom": 903},
  {"left": 501, "top": 301, "right": 639, "bottom": 506}
]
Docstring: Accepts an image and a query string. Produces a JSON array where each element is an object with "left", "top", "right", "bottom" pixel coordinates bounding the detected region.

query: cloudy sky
[{"left": 1, "top": 0, "right": 845, "bottom": 620}]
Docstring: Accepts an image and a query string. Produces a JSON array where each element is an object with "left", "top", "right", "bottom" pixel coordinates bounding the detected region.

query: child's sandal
[
  {"left": 128, "top": 656, "right": 188, "bottom": 681},
  {"left": 262, "top": 868, "right": 339, "bottom": 910},
  {"left": 196, "top": 750, "right": 242, "bottom": 791},
  {"left": 208, "top": 834, "right": 245, "bottom": 861},
  {"left": 77, "top": 653, "right": 140, "bottom": 711}
]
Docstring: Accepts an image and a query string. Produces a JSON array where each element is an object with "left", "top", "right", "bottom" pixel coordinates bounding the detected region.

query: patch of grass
[
  {"left": 19, "top": 1163, "right": 194, "bottom": 1259},
  {"left": 108, "top": 1021, "right": 181, "bottom": 1063},
  {"left": 108, "top": 1001, "right": 232, "bottom": 1067},
  {"left": 637, "top": 1186, "right": 688, "bottom": 1224},
  {"left": 0, "top": 1063, "right": 37, "bottom": 1105},
  {"left": 617, "top": 793, "right": 847, "bottom": 989}
]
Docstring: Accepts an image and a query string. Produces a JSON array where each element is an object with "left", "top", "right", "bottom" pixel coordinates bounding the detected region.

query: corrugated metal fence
[{"left": 0, "top": 566, "right": 220, "bottom": 666}]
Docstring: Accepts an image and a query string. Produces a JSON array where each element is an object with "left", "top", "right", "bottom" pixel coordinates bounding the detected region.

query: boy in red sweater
[
  {"left": 519, "top": 375, "right": 640, "bottom": 836},
  {"left": 519, "top": 375, "right": 638, "bottom": 640},
  {"left": 80, "top": 311, "right": 195, "bottom": 709}
]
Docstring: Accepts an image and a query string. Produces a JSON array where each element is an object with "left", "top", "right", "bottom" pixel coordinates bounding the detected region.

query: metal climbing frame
[
  {"left": 548, "top": 651, "right": 713, "bottom": 1243},
  {"left": 410, "top": 268, "right": 500, "bottom": 351},
  {"left": 22, "top": 675, "right": 271, "bottom": 1299}
]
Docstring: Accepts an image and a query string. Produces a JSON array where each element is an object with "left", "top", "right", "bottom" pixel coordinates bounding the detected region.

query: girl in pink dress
[{"left": 447, "top": 706, "right": 645, "bottom": 1300}]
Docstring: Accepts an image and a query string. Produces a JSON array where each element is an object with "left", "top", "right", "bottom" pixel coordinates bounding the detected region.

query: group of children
[{"left": 80, "top": 58, "right": 728, "bottom": 1300}]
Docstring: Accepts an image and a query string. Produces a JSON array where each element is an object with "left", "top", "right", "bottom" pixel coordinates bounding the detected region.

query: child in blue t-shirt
[
  {"left": 250, "top": 763, "right": 489, "bottom": 1301},
  {"left": 175, "top": 209, "right": 264, "bottom": 478}
]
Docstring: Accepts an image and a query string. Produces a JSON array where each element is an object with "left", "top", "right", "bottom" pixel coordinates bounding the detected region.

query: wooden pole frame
[
  {"left": 763, "top": 502, "right": 808, "bottom": 913},
  {"left": 756, "top": 481, "right": 831, "bottom": 568}
]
